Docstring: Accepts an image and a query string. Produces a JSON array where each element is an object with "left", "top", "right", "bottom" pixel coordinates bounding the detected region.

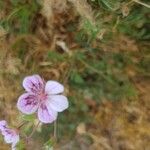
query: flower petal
[
  {"left": 0, "top": 120, "right": 7, "bottom": 131},
  {"left": 48, "top": 95, "right": 69, "bottom": 112},
  {"left": 4, "top": 133, "right": 13, "bottom": 143},
  {"left": 17, "top": 93, "right": 39, "bottom": 114},
  {"left": 3, "top": 129, "right": 15, "bottom": 143},
  {"left": 23, "top": 75, "right": 45, "bottom": 93},
  {"left": 45, "top": 81, "right": 64, "bottom": 95},
  {"left": 38, "top": 103, "right": 57, "bottom": 123},
  {"left": 2, "top": 129, "right": 19, "bottom": 150}
]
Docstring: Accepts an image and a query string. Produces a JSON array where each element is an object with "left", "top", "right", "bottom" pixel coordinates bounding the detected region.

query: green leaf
[
  {"left": 44, "top": 139, "right": 54, "bottom": 150},
  {"left": 99, "top": 0, "right": 120, "bottom": 11},
  {"left": 16, "top": 140, "right": 25, "bottom": 150},
  {"left": 71, "top": 72, "right": 85, "bottom": 84},
  {"left": 22, "top": 114, "right": 36, "bottom": 122}
]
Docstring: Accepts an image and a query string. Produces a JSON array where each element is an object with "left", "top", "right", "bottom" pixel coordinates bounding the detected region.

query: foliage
[{"left": 0, "top": 0, "right": 150, "bottom": 149}]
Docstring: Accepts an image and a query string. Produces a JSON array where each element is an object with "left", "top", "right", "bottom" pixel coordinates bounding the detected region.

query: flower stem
[
  {"left": 54, "top": 120, "right": 57, "bottom": 141},
  {"left": 28, "top": 121, "right": 40, "bottom": 139},
  {"left": 17, "top": 121, "right": 28, "bottom": 129}
]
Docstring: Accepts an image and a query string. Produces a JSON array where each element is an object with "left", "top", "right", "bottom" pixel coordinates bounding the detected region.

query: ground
[{"left": 0, "top": 0, "right": 150, "bottom": 150}]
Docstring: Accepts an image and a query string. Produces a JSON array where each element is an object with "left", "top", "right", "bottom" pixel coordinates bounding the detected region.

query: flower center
[{"left": 38, "top": 92, "right": 48, "bottom": 101}]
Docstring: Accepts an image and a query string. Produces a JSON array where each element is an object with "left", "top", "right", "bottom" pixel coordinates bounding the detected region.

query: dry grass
[
  {"left": 0, "top": 0, "right": 150, "bottom": 149},
  {"left": 56, "top": 79, "right": 150, "bottom": 150}
]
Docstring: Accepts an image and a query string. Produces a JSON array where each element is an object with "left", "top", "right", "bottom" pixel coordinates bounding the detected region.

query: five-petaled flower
[
  {"left": 0, "top": 120, "right": 19, "bottom": 150},
  {"left": 17, "top": 75, "right": 69, "bottom": 123}
]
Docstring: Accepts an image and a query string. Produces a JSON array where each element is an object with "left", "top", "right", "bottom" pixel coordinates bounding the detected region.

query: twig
[
  {"left": 132, "top": 0, "right": 150, "bottom": 8},
  {"left": 17, "top": 121, "right": 28, "bottom": 129},
  {"left": 113, "top": 16, "right": 120, "bottom": 31}
]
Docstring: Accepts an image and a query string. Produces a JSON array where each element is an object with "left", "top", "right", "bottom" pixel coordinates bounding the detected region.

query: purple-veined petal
[
  {"left": 2, "top": 129, "right": 15, "bottom": 144},
  {"left": 38, "top": 103, "right": 57, "bottom": 123},
  {"left": 47, "top": 95, "right": 68, "bottom": 112},
  {"left": 17, "top": 93, "right": 39, "bottom": 114},
  {"left": 45, "top": 81, "right": 64, "bottom": 95},
  {"left": 23, "top": 75, "right": 45, "bottom": 94},
  {"left": 0, "top": 120, "right": 7, "bottom": 131},
  {"left": 2, "top": 129, "right": 19, "bottom": 150}
]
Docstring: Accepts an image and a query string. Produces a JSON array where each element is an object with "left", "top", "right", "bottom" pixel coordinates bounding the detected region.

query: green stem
[
  {"left": 28, "top": 121, "right": 40, "bottom": 139},
  {"left": 54, "top": 120, "right": 57, "bottom": 141}
]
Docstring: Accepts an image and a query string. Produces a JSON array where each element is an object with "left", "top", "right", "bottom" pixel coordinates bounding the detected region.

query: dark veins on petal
[
  {"left": 25, "top": 95, "right": 38, "bottom": 106},
  {"left": 30, "top": 80, "right": 44, "bottom": 93}
]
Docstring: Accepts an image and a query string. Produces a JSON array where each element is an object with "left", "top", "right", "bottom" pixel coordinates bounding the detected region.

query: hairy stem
[
  {"left": 28, "top": 121, "right": 40, "bottom": 139},
  {"left": 54, "top": 120, "right": 57, "bottom": 141}
]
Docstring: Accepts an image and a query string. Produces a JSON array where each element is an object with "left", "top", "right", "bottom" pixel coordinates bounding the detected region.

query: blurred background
[{"left": 0, "top": 0, "right": 150, "bottom": 150}]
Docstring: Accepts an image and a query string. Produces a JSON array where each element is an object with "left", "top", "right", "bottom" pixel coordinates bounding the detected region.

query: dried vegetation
[{"left": 0, "top": 0, "right": 150, "bottom": 149}]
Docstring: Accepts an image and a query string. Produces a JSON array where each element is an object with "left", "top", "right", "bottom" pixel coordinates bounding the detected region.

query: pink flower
[
  {"left": 0, "top": 120, "right": 19, "bottom": 150},
  {"left": 17, "top": 75, "right": 69, "bottom": 123}
]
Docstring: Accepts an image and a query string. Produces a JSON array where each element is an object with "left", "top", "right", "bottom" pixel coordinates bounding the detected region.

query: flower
[
  {"left": 0, "top": 120, "right": 19, "bottom": 150},
  {"left": 0, "top": 120, "right": 7, "bottom": 131},
  {"left": 17, "top": 75, "right": 69, "bottom": 123}
]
